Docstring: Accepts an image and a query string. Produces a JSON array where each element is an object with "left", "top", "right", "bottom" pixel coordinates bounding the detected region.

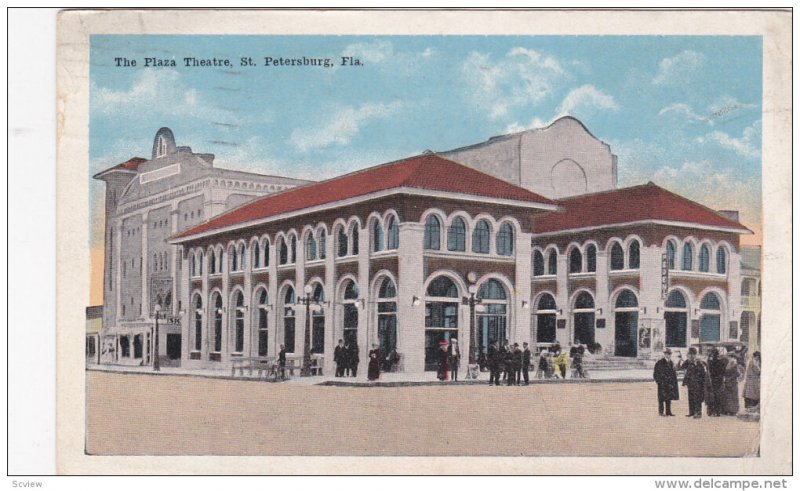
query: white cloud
[
  {"left": 341, "top": 40, "right": 393, "bottom": 64},
  {"left": 502, "top": 85, "right": 617, "bottom": 133},
  {"left": 652, "top": 50, "right": 705, "bottom": 85},
  {"left": 91, "top": 69, "right": 219, "bottom": 120},
  {"left": 289, "top": 101, "right": 404, "bottom": 152},
  {"left": 421, "top": 47, "right": 434, "bottom": 58},
  {"left": 659, "top": 96, "right": 757, "bottom": 126},
  {"left": 697, "top": 120, "right": 761, "bottom": 159},
  {"left": 555, "top": 84, "right": 618, "bottom": 118},
  {"left": 658, "top": 103, "right": 710, "bottom": 124},
  {"left": 461, "top": 47, "right": 566, "bottom": 121}
]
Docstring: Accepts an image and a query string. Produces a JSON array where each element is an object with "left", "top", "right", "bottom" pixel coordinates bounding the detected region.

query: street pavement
[{"left": 86, "top": 370, "right": 759, "bottom": 457}]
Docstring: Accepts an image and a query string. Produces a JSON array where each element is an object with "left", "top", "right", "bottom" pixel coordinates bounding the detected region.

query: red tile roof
[
  {"left": 93, "top": 157, "right": 147, "bottom": 178},
  {"left": 535, "top": 182, "right": 751, "bottom": 234},
  {"left": 174, "top": 154, "right": 556, "bottom": 240}
]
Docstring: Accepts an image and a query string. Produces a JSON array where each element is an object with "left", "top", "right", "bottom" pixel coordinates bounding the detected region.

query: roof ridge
[{"left": 554, "top": 182, "right": 655, "bottom": 202}]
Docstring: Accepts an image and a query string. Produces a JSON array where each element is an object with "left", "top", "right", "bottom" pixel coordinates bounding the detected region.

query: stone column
[
  {"left": 397, "top": 222, "right": 425, "bottom": 373},
  {"left": 514, "top": 233, "right": 533, "bottom": 345},
  {"left": 179, "top": 246, "right": 190, "bottom": 366},
  {"left": 323, "top": 230, "right": 335, "bottom": 376},
  {"left": 220, "top": 247, "right": 230, "bottom": 364},
  {"left": 141, "top": 211, "right": 150, "bottom": 322},
  {"left": 357, "top": 225, "right": 370, "bottom": 368},
  {"left": 294, "top": 236, "right": 306, "bottom": 358},
  {"left": 243, "top": 243, "right": 253, "bottom": 358},
  {"left": 594, "top": 250, "right": 611, "bottom": 352},
  {"left": 555, "top": 252, "right": 569, "bottom": 346},
  {"left": 201, "top": 248, "right": 210, "bottom": 364},
  {"left": 268, "top": 239, "right": 278, "bottom": 357}
]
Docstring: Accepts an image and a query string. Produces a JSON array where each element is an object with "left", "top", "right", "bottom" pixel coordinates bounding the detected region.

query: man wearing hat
[
  {"left": 653, "top": 348, "right": 679, "bottom": 416},
  {"left": 679, "top": 347, "right": 708, "bottom": 418},
  {"left": 437, "top": 340, "right": 450, "bottom": 381},
  {"left": 448, "top": 338, "right": 461, "bottom": 382}
]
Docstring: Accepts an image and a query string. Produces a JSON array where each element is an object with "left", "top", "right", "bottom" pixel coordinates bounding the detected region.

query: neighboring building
[
  {"left": 93, "top": 128, "right": 311, "bottom": 367},
  {"left": 86, "top": 305, "right": 103, "bottom": 364},
  {"left": 441, "top": 116, "right": 618, "bottom": 199},
  {"left": 740, "top": 245, "right": 762, "bottom": 352}
]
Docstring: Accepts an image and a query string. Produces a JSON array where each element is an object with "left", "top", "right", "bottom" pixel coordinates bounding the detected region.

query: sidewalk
[{"left": 87, "top": 363, "right": 654, "bottom": 386}]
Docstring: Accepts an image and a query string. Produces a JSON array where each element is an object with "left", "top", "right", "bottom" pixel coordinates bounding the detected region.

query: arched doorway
[
  {"left": 254, "top": 288, "right": 269, "bottom": 357},
  {"left": 614, "top": 289, "right": 639, "bottom": 357},
  {"left": 572, "top": 291, "right": 595, "bottom": 346},
  {"left": 340, "top": 280, "right": 360, "bottom": 348},
  {"left": 699, "top": 292, "right": 722, "bottom": 342},
  {"left": 535, "top": 293, "right": 557, "bottom": 344},
  {"left": 211, "top": 292, "right": 223, "bottom": 360},
  {"left": 476, "top": 279, "right": 508, "bottom": 352},
  {"left": 281, "top": 286, "right": 296, "bottom": 353},
  {"left": 376, "top": 277, "right": 398, "bottom": 358},
  {"left": 664, "top": 290, "right": 688, "bottom": 348},
  {"left": 424, "top": 275, "right": 460, "bottom": 371}
]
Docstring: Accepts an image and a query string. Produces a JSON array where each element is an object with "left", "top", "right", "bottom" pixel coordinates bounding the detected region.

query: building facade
[
  {"left": 93, "top": 128, "right": 310, "bottom": 366},
  {"left": 739, "top": 245, "right": 762, "bottom": 352}
]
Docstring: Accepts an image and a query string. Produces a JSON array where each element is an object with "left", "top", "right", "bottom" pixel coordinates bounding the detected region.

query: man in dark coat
[
  {"left": 653, "top": 348, "right": 679, "bottom": 416},
  {"left": 499, "top": 343, "right": 509, "bottom": 382},
  {"left": 707, "top": 348, "right": 725, "bottom": 416},
  {"left": 505, "top": 344, "right": 518, "bottom": 386},
  {"left": 510, "top": 343, "right": 522, "bottom": 386},
  {"left": 678, "top": 347, "right": 707, "bottom": 418},
  {"left": 448, "top": 338, "right": 461, "bottom": 382},
  {"left": 437, "top": 341, "right": 450, "bottom": 381},
  {"left": 488, "top": 341, "right": 501, "bottom": 386},
  {"left": 278, "top": 344, "right": 287, "bottom": 380},
  {"left": 348, "top": 343, "right": 360, "bottom": 377},
  {"left": 333, "top": 339, "right": 345, "bottom": 377},
  {"left": 521, "top": 342, "right": 532, "bottom": 385}
]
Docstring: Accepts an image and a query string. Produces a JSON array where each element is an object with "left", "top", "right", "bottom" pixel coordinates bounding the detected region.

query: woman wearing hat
[
  {"left": 367, "top": 343, "right": 381, "bottom": 381},
  {"left": 653, "top": 348, "right": 679, "bottom": 416}
]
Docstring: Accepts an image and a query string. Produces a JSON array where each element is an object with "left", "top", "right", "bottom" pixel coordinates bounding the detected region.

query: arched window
[
  {"left": 699, "top": 244, "right": 710, "bottom": 272},
  {"left": 535, "top": 293, "right": 557, "bottom": 343},
  {"left": 424, "top": 215, "right": 441, "bottom": 250},
  {"left": 628, "top": 241, "right": 640, "bottom": 269},
  {"left": 372, "top": 219, "right": 384, "bottom": 252},
  {"left": 425, "top": 275, "right": 459, "bottom": 371},
  {"left": 290, "top": 235, "right": 297, "bottom": 263},
  {"left": 253, "top": 242, "right": 261, "bottom": 269},
  {"left": 716, "top": 247, "right": 727, "bottom": 274},
  {"left": 386, "top": 216, "right": 399, "bottom": 250},
  {"left": 573, "top": 292, "right": 596, "bottom": 345},
  {"left": 569, "top": 247, "right": 582, "bottom": 273},
  {"left": 306, "top": 232, "right": 318, "bottom": 261},
  {"left": 212, "top": 293, "right": 223, "bottom": 355},
  {"left": 477, "top": 279, "right": 508, "bottom": 352},
  {"left": 256, "top": 289, "right": 269, "bottom": 357},
  {"left": 496, "top": 223, "right": 514, "bottom": 256},
  {"left": 238, "top": 244, "right": 246, "bottom": 270},
  {"left": 699, "top": 292, "right": 722, "bottom": 342},
  {"left": 230, "top": 246, "right": 238, "bottom": 272},
  {"left": 336, "top": 225, "right": 348, "bottom": 257},
  {"left": 263, "top": 239, "right": 270, "bottom": 268},
  {"left": 197, "top": 250, "right": 203, "bottom": 276},
  {"left": 341, "top": 279, "right": 359, "bottom": 348},
  {"left": 209, "top": 249, "right": 217, "bottom": 274},
  {"left": 547, "top": 249, "right": 557, "bottom": 275},
  {"left": 233, "top": 291, "right": 245, "bottom": 353},
  {"left": 586, "top": 244, "right": 597, "bottom": 273},
  {"left": 682, "top": 242, "right": 693, "bottom": 271},
  {"left": 318, "top": 229, "right": 327, "bottom": 260},
  {"left": 282, "top": 286, "right": 296, "bottom": 353},
  {"left": 664, "top": 290, "right": 688, "bottom": 348},
  {"left": 216, "top": 247, "right": 224, "bottom": 274},
  {"left": 153, "top": 253, "right": 158, "bottom": 271},
  {"left": 472, "top": 219, "right": 491, "bottom": 254},
  {"left": 666, "top": 240, "right": 676, "bottom": 270},
  {"left": 192, "top": 294, "right": 203, "bottom": 352},
  {"left": 279, "top": 237, "right": 288, "bottom": 265},
  {"left": 533, "top": 250, "right": 545, "bottom": 276},
  {"left": 190, "top": 251, "right": 196, "bottom": 277},
  {"left": 613, "top": 289, "right": 638, "bottom": 356},
  {"left": 377, "top": 277, "right": 398, "bottom": 358},
  {"left": 350, "top": 225, "right": 359, "bottom": 255},
  {"left": 311, "top": 284, "right": 325, "bottom": 354},
  {"left": 610, "top": 242, "right": 624, "bottom": 270},
  {"left": 447, "top": 217, "right": 466, "bottom": 252}
]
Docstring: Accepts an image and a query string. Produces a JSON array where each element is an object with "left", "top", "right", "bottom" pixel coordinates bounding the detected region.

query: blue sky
[{"left": 90, "top": 35, "right": 763, "bottom": 246}]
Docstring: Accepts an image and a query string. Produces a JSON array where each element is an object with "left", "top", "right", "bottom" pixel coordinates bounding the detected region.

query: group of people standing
[
  {"left": 534, "top": 343, "right": 587, "bottom": 379},
  {"left": 484, "top": 340, "right": 533, "bottom": 386},
  {"left": 653, "top": 347, "right": 761, "bottom": 418},
  {"left": 333, "top": 339, "right": 361, "bottom": 378}
]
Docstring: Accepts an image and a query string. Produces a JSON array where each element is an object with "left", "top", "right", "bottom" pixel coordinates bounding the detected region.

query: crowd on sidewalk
[{"left": 653, "top": 346, "right": 761, "bottom": 419}]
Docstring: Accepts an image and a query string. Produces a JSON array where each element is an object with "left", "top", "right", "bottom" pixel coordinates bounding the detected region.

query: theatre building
[
  {"left": 530, "top": 184, "right": 751, "bottom": 358},
  {"left": 170, "top": 153, "right": 751, "bottom": 374},
  {"left": 170, "top": 155, "right": 559, "bottom": 374}
]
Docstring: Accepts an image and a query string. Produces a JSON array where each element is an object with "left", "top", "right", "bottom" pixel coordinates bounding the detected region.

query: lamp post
[
  {"left": 153, "top": 304, "right": 162, "bottom": 372},
  {"left": 462, "top": 284, "right": 484, "bottom": 365},
  {"left": 297, "top": 284, "right": 322, "bottom": 377}
]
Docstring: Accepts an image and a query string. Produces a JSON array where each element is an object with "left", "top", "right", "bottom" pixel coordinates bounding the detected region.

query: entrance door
[
  {"left": 573, "top": 313, "right": 595, "bottom": 345},
  {"left": 700, "top": 314, "right": 721, "bottom": 342},
  {"left": 166, "top": 334, "right": 182, "bottom": 365},
  {"left": 615, "top": 312, "right": 638, "bottom": 357}
]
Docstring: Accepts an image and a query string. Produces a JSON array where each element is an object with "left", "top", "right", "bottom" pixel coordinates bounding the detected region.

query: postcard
[{"left": 56, "top": 9, "right": 791, "bottom": 474}]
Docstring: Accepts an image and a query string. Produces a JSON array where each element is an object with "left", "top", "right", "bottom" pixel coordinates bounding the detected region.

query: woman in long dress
[
  {"left": 721, "top": 355, "right": 743, "bottom": 415},
  {"left": 367, "top": 343, "right": 381, "bottom": 381}
]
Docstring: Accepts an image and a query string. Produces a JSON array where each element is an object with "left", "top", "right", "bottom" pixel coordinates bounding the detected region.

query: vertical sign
[{"left": 661, "top": 253, "right": 670, "bottom": 299}]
